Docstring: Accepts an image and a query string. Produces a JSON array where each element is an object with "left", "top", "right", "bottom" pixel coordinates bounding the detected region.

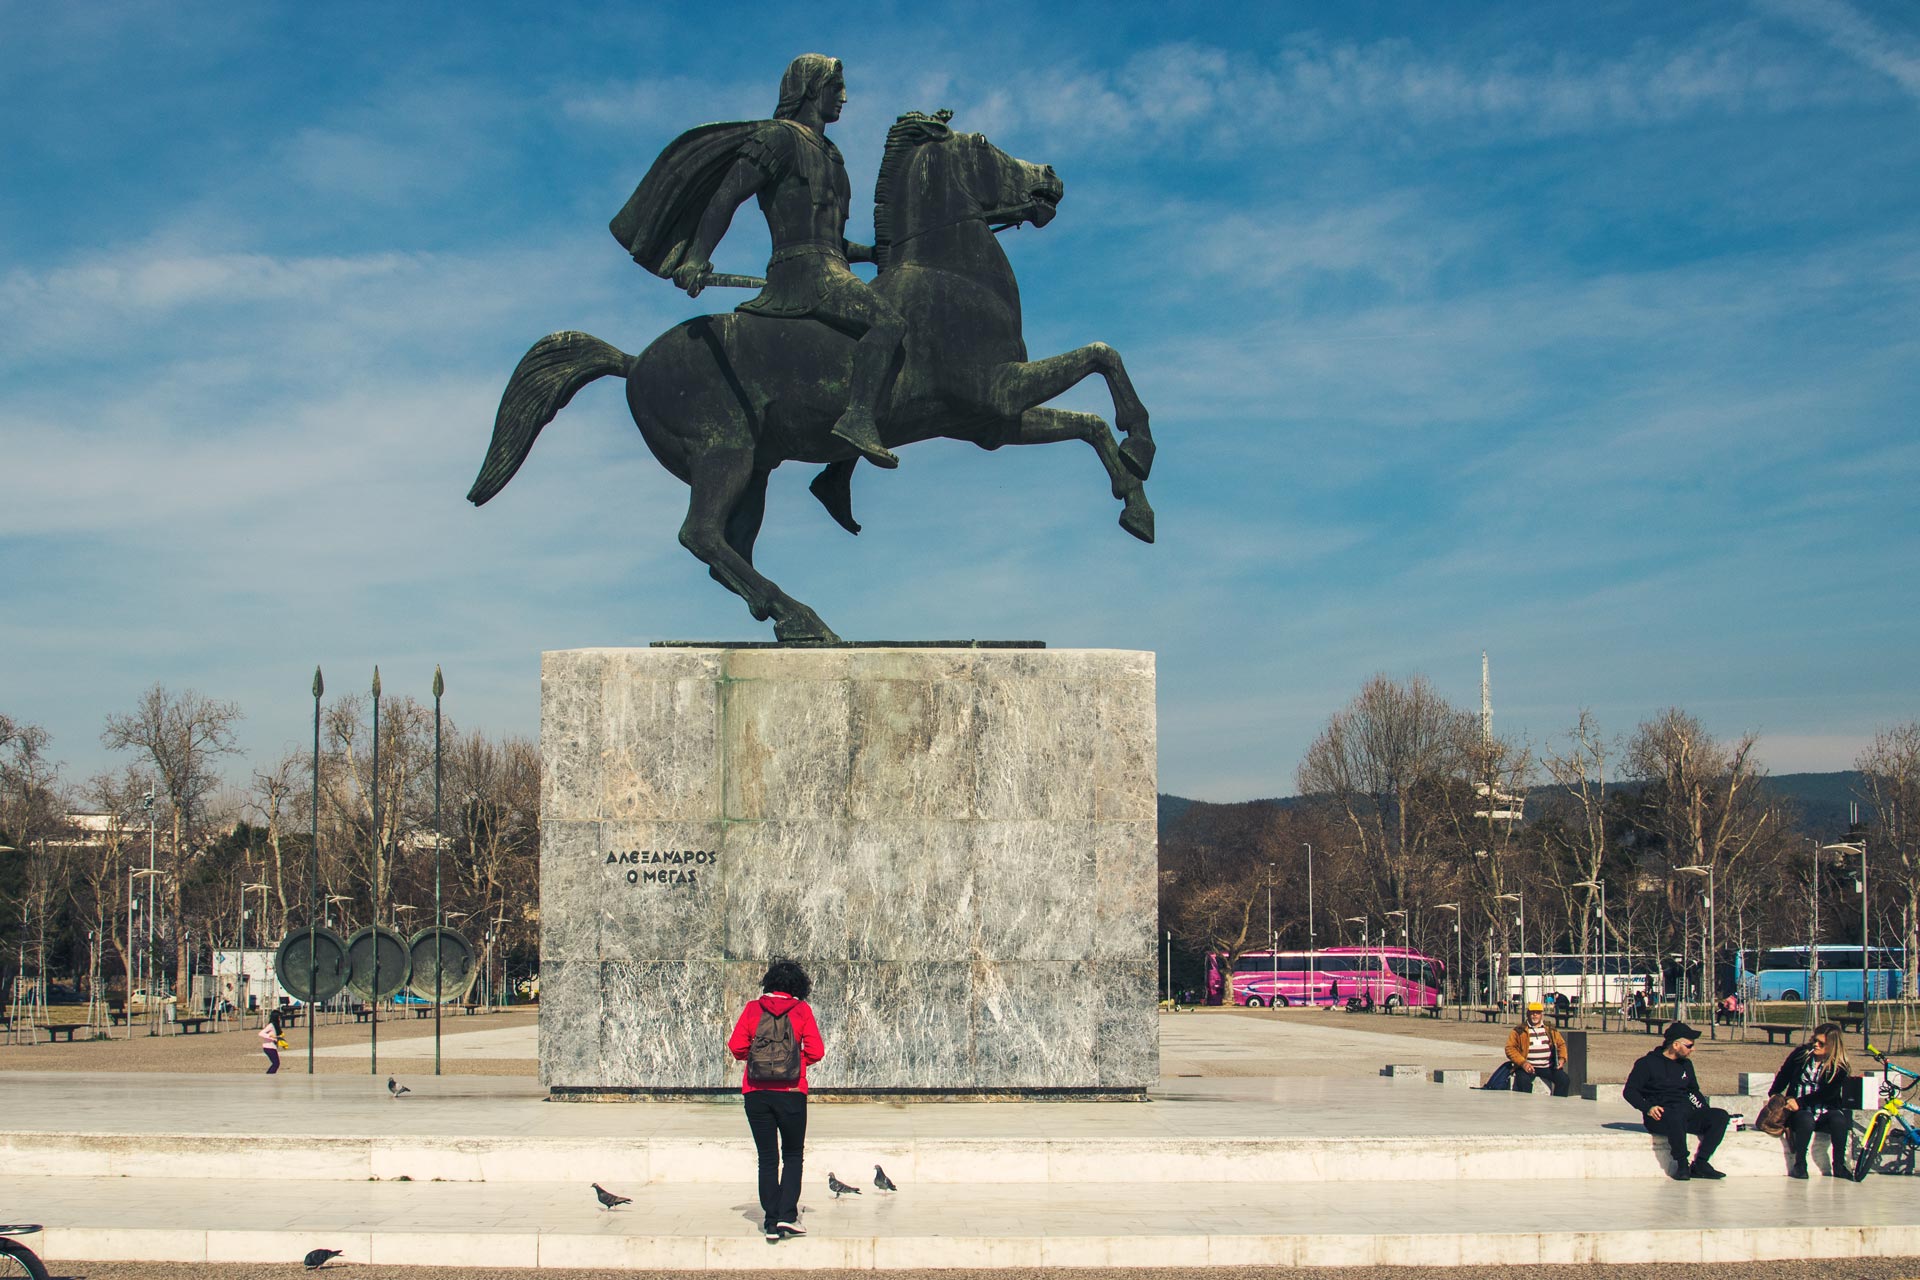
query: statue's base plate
[
  {"left": 649, "top": 639, "right": 1045, "bottom": 649},
  {"left": 548, "top": 1086, "right": 1149, "bottom": 1103}
]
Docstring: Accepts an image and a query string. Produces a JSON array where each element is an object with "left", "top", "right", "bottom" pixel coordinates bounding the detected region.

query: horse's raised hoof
[
  {"left": 1118, "top": 435, "right": 1155, "bottom": 481},
  {"left": 1120, "top": 504, "right": 1154, "bottom": 544}
]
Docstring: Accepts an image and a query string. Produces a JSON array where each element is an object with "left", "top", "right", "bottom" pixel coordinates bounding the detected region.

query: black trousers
[
  {"left": 744, "top": 1089, "right": 807, "bottom": 1227},
  {"left": 1643, "top": 1103, "right": 1728, "bottom": 1165},
  {"left": 1787, "top": 1106, "right": 1851, "bottom": 1165},
  {"left": 1515, "top": 1066, "right": 1570, "bottom": 1097}
]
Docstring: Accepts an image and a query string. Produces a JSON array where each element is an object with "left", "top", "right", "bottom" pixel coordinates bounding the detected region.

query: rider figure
[{"left": 667, "top": 54, "right": 905, "bottom": 469}]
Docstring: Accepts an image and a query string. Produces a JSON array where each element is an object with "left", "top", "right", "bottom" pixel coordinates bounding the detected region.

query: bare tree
[
  {"left": 1624, "top": 709, "right": 1784, "bottom": 992},
  {"left": 1297, "top": 674, "right": 1470, "bottom": 914},
  {"left": 1856, "top": 724, "right": 1920, "bottom": 995},
  {"left": 100, "top": 686, "right": 243, "bottom": 994}
]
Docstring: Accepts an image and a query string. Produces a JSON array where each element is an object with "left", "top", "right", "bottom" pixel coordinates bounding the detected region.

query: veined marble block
[{"left": 539, "top": 646, "right": 1158, "bottom": 1096}]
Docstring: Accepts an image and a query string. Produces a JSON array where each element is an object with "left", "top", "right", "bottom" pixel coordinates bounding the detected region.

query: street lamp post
[
  {"left": 309, "top": 666, "right": 322, "bottom": 1074},
  {"left": 129, "top": 868, "right": 163, "bottom": 1039},
  {"left": 1677, "top": 865, "right": 1716, "bottom": 1040},
  {"left": 1384, "top": 909, "right": 1408, "bottom": 1013},
  {"left": 1434, "top": 903, "right": 1461, "bottom": 1018},
  {"left": 432, "top": 665, "right": 445, "bottom": 1074},
  {"left": 241, "top": 883, "right": 269, "bottom": 1021},
  {"left": 1302, "top": 843, "right": 1316, "bottom": 1007},
  {"left": 1344, "top": 916, "right": 1368, "bottom": 1005},
  {"left": 1498, "top": 893, "right": 1524, "bottom": 1011},
  {"left": 1821, "top": 839, "right": 1869, "bottom": 1049},
  {"left": 1575, "top": 879, "right": 1608, "bottom": 1031},
  {"left": 1266, "top": 863, "right": 1276, "bottom": 1010}
]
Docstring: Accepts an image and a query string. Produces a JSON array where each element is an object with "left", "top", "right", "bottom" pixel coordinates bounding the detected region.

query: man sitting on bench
[{"left": 1505, "top": 1001, "right": 1571, "bottom": 1096}]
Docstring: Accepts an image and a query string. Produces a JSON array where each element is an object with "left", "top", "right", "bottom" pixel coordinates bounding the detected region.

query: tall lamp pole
[
  {"left": 309, "top": 667, "right": 322, "bottom": 1073},
  {"left": 1498, "top": 893, "right": 1524, "bottom": 1010},
  {"left": 1678, "top": 866, "right": 1715, "bottom": 1039},
  {"left": 1302, "top": 843, "right": 1316, "bottom": 1007},
  {"left": 1266, "top": 863, "right": 1276, "bottom": 1009},
  {"left": 433, "top": 665, "right": 445, "bottom": 1075},
  {"left": 1433, "top": 903, "right": 1461, "bottom": 1018},
  {"left": 370, "top": 665, "right": 381, "bottom": 1076},
  {"left": 1574, "top": 880, "right": 1608, "bottom": 1031},
  {"left": 1384, "top": 908, "right": 1408, "bottom": 1013},
  {"left": 1821, "top": 837, "right": 1869, "bottom": 1049}
]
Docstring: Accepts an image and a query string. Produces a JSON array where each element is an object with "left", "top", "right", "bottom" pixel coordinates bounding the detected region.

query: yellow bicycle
[{"left": 1853, "top": 1045, "right": 1920, "bottom": 1180}]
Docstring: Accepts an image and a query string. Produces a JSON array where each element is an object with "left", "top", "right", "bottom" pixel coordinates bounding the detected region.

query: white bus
[{"left": 1504, "top": 953, "right": 1659, "bottom": 1007}]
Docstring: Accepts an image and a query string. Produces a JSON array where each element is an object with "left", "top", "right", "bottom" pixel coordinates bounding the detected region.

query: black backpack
[{"left": 746, "top": 999, "right": 802, "bottom": 1084}]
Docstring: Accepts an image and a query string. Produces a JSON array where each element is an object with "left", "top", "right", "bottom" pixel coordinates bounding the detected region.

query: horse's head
[{"left": 874, "top": 111, "right": 1064, "bottom": 268}]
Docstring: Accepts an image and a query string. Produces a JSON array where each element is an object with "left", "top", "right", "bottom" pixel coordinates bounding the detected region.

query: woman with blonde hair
[{"left": 1768, "top": 1022, "right": 1857, "bottom": 1179}]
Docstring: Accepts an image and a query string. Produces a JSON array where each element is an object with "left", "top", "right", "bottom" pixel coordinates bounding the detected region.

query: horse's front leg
[
  {"left": 680, "top": 448, "right": 840, "bottom": 642},
  {"left": 1015, "top": 408, "right": 1153, "bottom": 544},
  {"left": 986, "top": 345, "right": 1154, "bottom": 479}
]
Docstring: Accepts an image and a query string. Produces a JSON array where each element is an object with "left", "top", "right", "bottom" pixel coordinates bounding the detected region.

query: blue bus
[{"left": 1738, "top": 946, "right": 1905, "bottom": 1001}]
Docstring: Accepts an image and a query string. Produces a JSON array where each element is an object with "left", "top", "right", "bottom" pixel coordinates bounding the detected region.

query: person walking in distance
[
  {"left": 1770, "top": 1023, "right": 1859, "bottom": 1179},
  {"left": 259, "top": 1008, "right": 285, "bottom": 1075},
  {"left": 1505, "top": 1001, "right": 1571, "bottom": 1096},
  {"left": 727, "top": 959, "right": 825, "bottom": 1242},
  {"left": 1624, "top": 1022, "right": 1729, "bottom": 1181}
]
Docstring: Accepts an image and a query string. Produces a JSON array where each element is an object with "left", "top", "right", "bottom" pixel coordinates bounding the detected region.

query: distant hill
[{"left": 1159, "top": 771, "right": 1866, "bottom": 839}]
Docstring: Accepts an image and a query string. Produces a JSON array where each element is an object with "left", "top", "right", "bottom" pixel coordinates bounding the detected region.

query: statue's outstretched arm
[{"left": 674, "top": 158, "right": 767, "bottom": 296}]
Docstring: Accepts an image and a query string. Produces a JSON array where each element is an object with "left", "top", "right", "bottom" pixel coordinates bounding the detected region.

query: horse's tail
[{"left": 467, "top": 331, "right": 632, "bottom": 506}]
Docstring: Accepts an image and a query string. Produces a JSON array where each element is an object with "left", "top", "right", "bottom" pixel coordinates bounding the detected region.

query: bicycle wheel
[
  {"left": 0, "top": 1238, "right": 49, "bottom": 1280},
  {"left": 1854, "top": 1113, "right": 1891, "bottom": 1181}
]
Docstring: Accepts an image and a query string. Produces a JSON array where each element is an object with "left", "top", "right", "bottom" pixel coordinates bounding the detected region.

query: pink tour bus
[{"left": 1206, "top": 946, "right": 1446, "bottom": 1010}]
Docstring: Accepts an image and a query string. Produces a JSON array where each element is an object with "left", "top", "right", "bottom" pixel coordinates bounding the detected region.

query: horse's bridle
[{"left": 889, "top": 205, "right": 1035, "bottom": 248}]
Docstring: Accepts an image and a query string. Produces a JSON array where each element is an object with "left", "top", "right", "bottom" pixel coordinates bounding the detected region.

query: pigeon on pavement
[
  {"left": 302, "top": 1247, "right": 343, "bottom": 1270},
  {"left": 826, "top": 1172, "right": 861, "bottom": 1198},
  {"left": 592, "top": 1182, "right": 631, "bottom": 1211},
  {"left": 873, "top": 1164, "right": 897, "bottom": 1192},
  {"left": 387, "top": 1076, "right": 410, "bottom": 1099}
]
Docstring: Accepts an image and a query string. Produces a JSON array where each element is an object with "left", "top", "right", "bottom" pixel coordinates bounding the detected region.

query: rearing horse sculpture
[{"left": 467, "top": 112, "right": 1155, "bottom": 642}]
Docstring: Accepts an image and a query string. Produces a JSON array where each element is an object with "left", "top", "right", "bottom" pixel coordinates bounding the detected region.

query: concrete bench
[
  {"left": 43, "top": 1024, "right": 86, "bottom": 1043},
  {"left": 1474, "top": 1007, "right": 1505, "bottom": 1023},
  {"left": 175, "top": 1017, "right": 211, "bottom": 1034},
  {"left": 1753, "top": 1023, "right": 1805, "bottom": 1045}
]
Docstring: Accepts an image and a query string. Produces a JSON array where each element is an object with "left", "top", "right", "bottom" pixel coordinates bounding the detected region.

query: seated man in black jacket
[{"left": 1624, "top": 1021, "right": 1728, "bottom": 1181}]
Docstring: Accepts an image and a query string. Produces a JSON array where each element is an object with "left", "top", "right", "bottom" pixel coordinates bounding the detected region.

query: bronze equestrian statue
[{"left": 468, "top": 56, "right": 1155, "bottom": 643}]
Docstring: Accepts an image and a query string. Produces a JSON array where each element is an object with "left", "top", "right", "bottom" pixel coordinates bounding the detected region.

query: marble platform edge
[
  {"left": 0, "top": 1127, "right": 1842, "bottom": 1184},
  {"left": 646, "top": 640, "right": 1047, "bottom": 649},
  {"left": 38, "top": 1223, "right": 1920, "bottom": 1270}
]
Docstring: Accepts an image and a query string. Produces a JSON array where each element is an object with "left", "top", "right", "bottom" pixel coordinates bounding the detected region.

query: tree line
[
  {"left": 1159, "top": 674, "right": 1920, "bottom": 1003},
  {"left": 0, "top": 686, "right": 537, "bottom": 1006}
]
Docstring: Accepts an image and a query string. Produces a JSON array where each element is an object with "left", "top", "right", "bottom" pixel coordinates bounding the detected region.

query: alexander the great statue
[{"left": 611, "top": 52, "right": 905, "bottom": 470}]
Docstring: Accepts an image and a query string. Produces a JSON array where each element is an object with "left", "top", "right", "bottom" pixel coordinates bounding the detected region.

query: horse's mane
[{"left": 873, "top": 109, "right": 953, "bottom": 272}]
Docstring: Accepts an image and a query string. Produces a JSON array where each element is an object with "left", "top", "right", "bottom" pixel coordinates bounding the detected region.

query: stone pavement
[{"left": 4, "top": 1014, "right": 1914, "bottom": 1270}]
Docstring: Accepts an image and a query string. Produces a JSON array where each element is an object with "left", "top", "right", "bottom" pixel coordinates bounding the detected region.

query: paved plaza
[{"left": 3, "top": 1013, "right": 1919, "bottom": 1271}]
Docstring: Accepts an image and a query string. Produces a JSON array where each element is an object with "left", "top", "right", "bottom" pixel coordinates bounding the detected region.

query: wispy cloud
[{"left": 1758, "top": 0, "right": 1920, "bottom": 100}]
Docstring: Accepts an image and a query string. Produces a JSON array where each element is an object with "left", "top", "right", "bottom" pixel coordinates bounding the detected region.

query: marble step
[
  {"left": 8, "top": 1173, "right": 1915, "bottom": 1270},
  {"left": 0, "top": 1124, "right": 1853, "bottom": 1184}
]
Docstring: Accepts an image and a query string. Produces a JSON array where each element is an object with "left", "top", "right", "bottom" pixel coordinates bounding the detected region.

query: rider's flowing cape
[{"left": 611, "top": 122, "right": 763, "bottom": 280}]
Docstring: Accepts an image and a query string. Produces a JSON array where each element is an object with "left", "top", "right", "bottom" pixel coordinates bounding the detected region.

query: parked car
[{"left": 125, "top": 988, "right": 176, "bottom": 1013}]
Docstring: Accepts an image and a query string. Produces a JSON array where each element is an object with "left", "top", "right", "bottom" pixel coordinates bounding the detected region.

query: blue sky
[{"left": 3, "top": 1, "right": 1916, "bottom": 801}]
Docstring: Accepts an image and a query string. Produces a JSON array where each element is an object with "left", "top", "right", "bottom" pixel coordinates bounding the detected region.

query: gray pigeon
[
  {"left": 303, "top": 1247, "right": 343, "bottom": 1270},
  {"left": 826, "top": 1172, "right": 861, "bottom": 1198},
  {"left": 873, "top": 1164, "right": 897, "bottom": 1192},
  {"left": 592, "top": 1182, "right": 631, "bottom": 1211},
  {"left": 387, "top": 1076, "right": 410, "bottom": 1099}
]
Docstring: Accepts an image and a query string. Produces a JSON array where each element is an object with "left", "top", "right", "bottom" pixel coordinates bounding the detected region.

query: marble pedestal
[{"left": 538, "top": 645, "right": 1158, "bottom": 1097}]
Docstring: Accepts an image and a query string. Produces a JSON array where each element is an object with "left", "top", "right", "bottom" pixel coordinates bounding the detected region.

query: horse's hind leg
[
  {"left": 710, "top": 469, "right": 771, "bottom": 614},
  {"left": 1015, "top": 407, "right": 1154, "bottom": 544},
  {"left": 680, "top": 450, "right": 839, "bottom": 641}
]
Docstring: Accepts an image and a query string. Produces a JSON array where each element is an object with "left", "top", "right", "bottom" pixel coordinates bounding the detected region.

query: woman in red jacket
[{"left": 727, "top": 959, "right": 825, "bottom": 1242}]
